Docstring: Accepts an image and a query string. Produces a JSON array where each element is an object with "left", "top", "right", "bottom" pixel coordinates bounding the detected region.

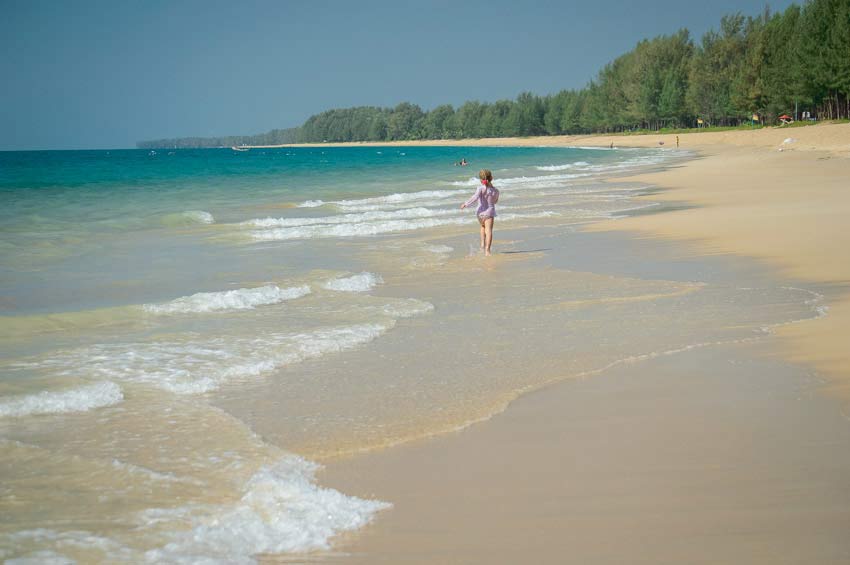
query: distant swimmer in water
[
  {"left": 460, "top": 168, "right": 500, "bottom": 256},
  {"left": 454, "top": 157, "right": 468, "bottom": 166}
]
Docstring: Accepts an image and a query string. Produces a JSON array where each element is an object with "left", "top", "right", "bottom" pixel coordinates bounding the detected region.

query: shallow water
[{"left": 0, "top": 146, "right": 824, "bottom": 562}]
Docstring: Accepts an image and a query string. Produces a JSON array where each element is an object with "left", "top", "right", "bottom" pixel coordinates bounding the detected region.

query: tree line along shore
[{"left": 139, "top": 0, "right": 850, "bottom": 149}]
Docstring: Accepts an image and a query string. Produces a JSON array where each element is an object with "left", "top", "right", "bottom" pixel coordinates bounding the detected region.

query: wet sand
[{"left": 317, "top": 341, "right": 850, "bottom": 564}]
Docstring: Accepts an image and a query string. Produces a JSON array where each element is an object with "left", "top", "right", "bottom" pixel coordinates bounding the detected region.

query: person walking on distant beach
[{"left": 461, "top": 169, "right": 500, "bottom": 256}]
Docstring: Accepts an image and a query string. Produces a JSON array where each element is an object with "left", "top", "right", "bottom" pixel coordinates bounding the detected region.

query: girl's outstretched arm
[{"left": 461, "top": 186, "right": 482, "bottom": 209}]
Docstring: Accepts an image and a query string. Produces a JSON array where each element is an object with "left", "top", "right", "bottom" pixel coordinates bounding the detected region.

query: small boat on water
[{"left": 231, "top": 145, "right": 249, "bottom": 152}]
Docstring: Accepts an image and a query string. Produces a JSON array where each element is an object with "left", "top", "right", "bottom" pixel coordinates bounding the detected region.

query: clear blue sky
[{"left": 2, "top": 0, "right": 794, "bottom": 150}]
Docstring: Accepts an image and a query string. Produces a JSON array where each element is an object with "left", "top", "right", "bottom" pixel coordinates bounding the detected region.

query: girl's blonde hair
[{"left": 478, "top": 169, "right": 493, "bottom": 182}]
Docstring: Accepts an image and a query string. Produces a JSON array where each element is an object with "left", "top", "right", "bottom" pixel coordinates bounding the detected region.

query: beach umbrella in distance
[{"left": 779, "top": 114, "right": 792, "bottom": 120}]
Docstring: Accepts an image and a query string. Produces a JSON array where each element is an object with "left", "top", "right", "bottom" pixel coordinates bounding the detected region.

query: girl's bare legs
[
  {"left": 478, "top": 217, "right": 486, "bottom": 250},
  {"left": 483, "top": 217, "right": 494, "bottom": 256}
]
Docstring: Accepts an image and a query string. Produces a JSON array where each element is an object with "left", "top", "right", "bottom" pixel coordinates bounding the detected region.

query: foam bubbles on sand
[
  {"left": 322, "top": 272, "right": 383, "bottom": 292},
  {"left": 144, "top": 455, "right": 390, "bottom": 562},
  {"left": 0, "top": 381, "right": 123, "bottom": 418},
  {"left": 143, "top": 285, "right": 311, "bottom": 314}
]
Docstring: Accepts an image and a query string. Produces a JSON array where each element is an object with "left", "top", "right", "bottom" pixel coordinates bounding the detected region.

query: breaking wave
[
  {"left": 143, "top": 455, "right": 391, "bottom": 562},
  {"left": 0, "top": 382, "right": 123, "bottom": 418},
  {"left": 322, "top": 272, "right": 384, "bottom": 292},
  {"left": 143, "top": 285, "right": 311, "bottom": 314}
]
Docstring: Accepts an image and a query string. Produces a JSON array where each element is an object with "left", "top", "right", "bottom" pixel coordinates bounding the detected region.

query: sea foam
[
  {"left": 250, "top": 216, "right": 468, "bottom": 241},
  {"left": 333, "top": 189, "right": 464, "bottom": 212},
  {"left": 4, "top": 529, "right": 135, "bottom": 563},
  {"left": 244, "top": 207, "right": 455, "bottom": 229},
  {"left": 449, "top": 172, "right": 592, "bottom": 189},
  {"left": 249, "top": 208, "right": 561, "bottom": 242},
  {"left": 536, "top": 161, "right": 590, "bottom": 171},
  {"left": 322, "top": 272, "right": 384, "bottom": 292},
  {"left": 381, "top": 298, "right": 435, "bottom": 318},
  {"left": 143, "top": 285, "right": 311, "bottom": 314},
  {"left": 34, "top": 324, "right": 391, "bottom": 395},
  {"left": 0, "top": 381, "right": 123, "bottom": 418},
  {"left": 144, "top": 455, "right": 390, "bottom": 563}
]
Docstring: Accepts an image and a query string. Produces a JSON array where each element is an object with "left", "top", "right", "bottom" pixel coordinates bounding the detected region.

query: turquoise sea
[
  {"left": 0, "top": 145, "right": 821, "bottom": 562},
  {"left": 1, "top": 146, "right": 652, "bottom": 314}
]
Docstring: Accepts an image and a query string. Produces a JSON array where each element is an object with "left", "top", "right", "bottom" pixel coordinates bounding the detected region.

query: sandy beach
[{"left": 293, "top": 123, "right": 850, "bottom": 563}]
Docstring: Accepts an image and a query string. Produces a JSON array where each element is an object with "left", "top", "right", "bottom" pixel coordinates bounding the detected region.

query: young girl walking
[{"left": 461, "top": 169, "right": 500, "bottom": 256}]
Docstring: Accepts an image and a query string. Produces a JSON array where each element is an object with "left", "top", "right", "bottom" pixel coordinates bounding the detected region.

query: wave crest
[
  {"left": 31, "top": 324, "right": 390, "bottom": 395},
  {"left": 322, "top": 272, "right": 384, "bottom": 292},
  {"left": 0, "top": 382, "right": 123, "bottom": 418},
  {"left": 143, "top": 285, "right": 311, "bottom": 314},
  {"left": 536, "top": 161, "right": 590, "bottom": 171},
  {"left": 145, "top": 455, "right": 390, "bottom": 560}
]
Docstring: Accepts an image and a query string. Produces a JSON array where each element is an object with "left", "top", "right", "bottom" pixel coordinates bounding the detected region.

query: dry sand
[{"left": 266, "top": 123, "right": 850, "bottom": 563}]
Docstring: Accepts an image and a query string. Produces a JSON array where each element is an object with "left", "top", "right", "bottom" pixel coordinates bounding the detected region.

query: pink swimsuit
[{"left": 464, "top": 185, "right": 500, "bottom": 218}]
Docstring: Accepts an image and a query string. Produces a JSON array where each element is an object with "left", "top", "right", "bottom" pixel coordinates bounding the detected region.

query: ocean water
[{"left": 0, "top": 146, "right": 823, "bottom": 562}]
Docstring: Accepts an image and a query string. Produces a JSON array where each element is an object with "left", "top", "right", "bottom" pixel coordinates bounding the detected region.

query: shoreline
[
  {"left": 306, "top": 123, "right": 850, "bottom": 562},
  {"left": 245, "top": 121, "right": 850, "bottom": 154}
]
